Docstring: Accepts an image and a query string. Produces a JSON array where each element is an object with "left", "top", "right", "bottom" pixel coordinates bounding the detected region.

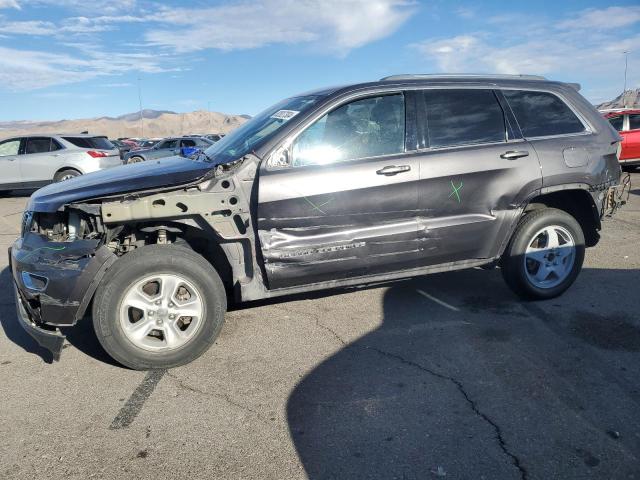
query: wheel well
[
  {"left": 525, "top": 189, "right": 600, "bottom": 247},
  {"left": 179, "top": 228, "right": 234, "bottom": 291},
  {"left": 55, "top": 167, "right": 81, "bottom": 177},
  {"left": 105, "top": 220, "right": 237, "bottom": 296}
]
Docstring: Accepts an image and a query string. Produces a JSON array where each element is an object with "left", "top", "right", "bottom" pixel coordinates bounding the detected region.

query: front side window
[
  {"left": 292, "top": 93, "right": 405, "bottom": 167},
  {"left": 423, "top": 89, "right": 506, "bottom": 148},
  {"left": 607, "top": 115, "right": 624, "bottom": 132},
  {"left": 629, "top": 114, "right": 640, "bottom": 130},
  {"left": 503, "top": 90, "right": 585, "bottom": 138},
  {"left": 181, "top": 139, "right": 196, "bottom": 147},
  {"left": 0, "top": 139, "right": 20, "bottom": 156}
]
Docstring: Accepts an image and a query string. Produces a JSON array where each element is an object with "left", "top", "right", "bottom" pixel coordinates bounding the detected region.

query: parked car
[
  {"left": 205, "top": 133, "right": 225, "bottom": 142},
  {"left": 10, "top": 74, "right": 626, "bottom": 369},
  {"left": 602, "top": 108, "right": 640, "bottom": 170},
  {"left": 0, "top": 134, "right": 121, "bottom": 190},
  {"left": 124, "top": 136, "right": 214, "bottom": 163},
  {"left": 109, "top": 139, "right": 132, "bottom": 159},
  {"left": 119, "top": 138, "right": 140, "bottom": 149},
  {"left": 135, "top": 139, "right": 162, "bottom": 149}
]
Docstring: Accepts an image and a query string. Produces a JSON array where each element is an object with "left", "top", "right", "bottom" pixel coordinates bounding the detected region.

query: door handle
[
  {"left": 500, "top": 150, "right": 529, "bottom": 160},
  {"left": 376, "top": 165, "right": 411, "bottom": 176}
]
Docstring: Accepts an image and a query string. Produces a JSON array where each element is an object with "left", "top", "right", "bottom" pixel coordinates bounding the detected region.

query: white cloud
[
  {"left": 99, "top": 82, "right": 133, "bottom": 88},
  {"left": 146, "top": 0, "right": 416, "bottom": 54},
  {"left": 0, "top": 0, "right": 19, "bottom": 9},
  {"left": 26, "top": 0, "right": 136, "bottom": 15},
  {"left": 0, "top": 45, "right": 178, "bottom": 90},
  {"left": 556, "top": 6, "right": 640, "bottom": 30},
  {"left": 0, "top": 19, "right": 55, "bottom": 35}
]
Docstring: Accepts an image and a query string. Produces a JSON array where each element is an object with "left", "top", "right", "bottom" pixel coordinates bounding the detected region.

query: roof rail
[{"left": 380, "top": 73, "right": 547, "bottom": 82}]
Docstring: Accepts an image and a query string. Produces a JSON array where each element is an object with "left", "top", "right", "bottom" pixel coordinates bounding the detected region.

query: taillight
[{"left": 87, "top": 150, "right": 107, "bottom": 158}]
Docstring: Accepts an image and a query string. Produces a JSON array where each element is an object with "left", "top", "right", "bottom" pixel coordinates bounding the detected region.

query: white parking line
[{"left": 416, "top": 289, "right": 460, "bottom": 312}]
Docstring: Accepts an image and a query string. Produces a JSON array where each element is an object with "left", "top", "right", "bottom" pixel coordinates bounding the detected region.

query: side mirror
[{"left": 268, "top": 146, "right": 291, "bottom": 168}]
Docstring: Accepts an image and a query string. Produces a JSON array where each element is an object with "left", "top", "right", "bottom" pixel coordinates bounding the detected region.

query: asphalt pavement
[{"left": 1, "top": 173, "right": 639, "bottom": 480}]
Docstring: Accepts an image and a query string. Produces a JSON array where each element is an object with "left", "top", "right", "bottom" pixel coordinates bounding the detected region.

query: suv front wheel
[
  {"left": 92, "top": 245, "right": 226, "bottom": 370},
  {"left": 501, "top": 208, "right": 585, "bottom": 300}
]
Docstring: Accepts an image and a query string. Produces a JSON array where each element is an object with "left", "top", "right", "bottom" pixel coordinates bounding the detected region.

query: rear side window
[
  {"left": 422, "top": 89, "right": 506, "bottom": 148},
  {"left": 630, "top": 114, "right": 640, "bottom": 130},
  {"left": 63, "top": 136, "right": 114, "bottom": 149},
  {"left": 503, "top": 90, "right": 585, "bottom": 138},
  {"left": 25, "top": 137, "right": 62, "bottom": 154},
  {"left": 607, "top": 115, "right": 624, "bottom": 132}
]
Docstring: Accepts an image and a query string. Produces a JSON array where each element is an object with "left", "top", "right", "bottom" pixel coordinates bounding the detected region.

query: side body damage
[{"left": 9, "top": 75, "right": 628, "bottom": 362}]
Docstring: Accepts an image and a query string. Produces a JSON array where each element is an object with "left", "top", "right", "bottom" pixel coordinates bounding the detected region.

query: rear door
[
  {"left": 257, "top": 92, "right": 421, "bottom": 289},
  {"left": 0, "top": 138, "right": 22, "bottom": 186},
  {"left": 414, "top": 88, "right": 542, "bottom": 266},
  {"left": 19, "top": 137, "right": 64, "bottom": 185}
]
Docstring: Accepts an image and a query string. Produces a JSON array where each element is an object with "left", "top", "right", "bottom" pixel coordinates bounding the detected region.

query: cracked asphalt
[{"left": 1, "top": 173, "right": 639, "bottom": 480}]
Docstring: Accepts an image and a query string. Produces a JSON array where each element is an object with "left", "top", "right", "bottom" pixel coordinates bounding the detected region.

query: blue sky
[{"left": 0, "top": 0, "right": 638, "bottom": 121}]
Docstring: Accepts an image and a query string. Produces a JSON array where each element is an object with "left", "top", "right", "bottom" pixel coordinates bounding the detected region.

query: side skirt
[{"left": 240, "top": 257, "right": 497, "bottom": 301}]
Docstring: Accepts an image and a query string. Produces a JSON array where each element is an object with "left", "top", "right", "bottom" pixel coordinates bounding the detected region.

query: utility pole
[
  {"left": 207, "top": 101, "right": 212, "bottom": 133},
  {"left": 137, "top": 75, "right": 144, "bottom": 138},
  {"left": 623, "top": 51, "right": 630, "bottom": 94}
]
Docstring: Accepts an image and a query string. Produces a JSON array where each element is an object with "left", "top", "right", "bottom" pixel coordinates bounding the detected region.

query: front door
[
  {"left": 0, "top": 138, "right": 22, "bottom": 186},
  {"left": 414, "top": 88, "right": 542, "bottom": 266},
  {"left": 257, "top": 92, "right": 421, "bottom": 289}
]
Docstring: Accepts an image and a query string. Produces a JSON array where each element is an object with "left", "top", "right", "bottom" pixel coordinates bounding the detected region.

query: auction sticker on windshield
[{"left": 271, "top": 110, "right": 300, "bottom": 121}]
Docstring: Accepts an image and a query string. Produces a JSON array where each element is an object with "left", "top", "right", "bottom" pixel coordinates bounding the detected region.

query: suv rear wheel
[
  {"left": 54, "top": 169, "right": 80, "bottom": 182},
  {"left": 92, "top": 245, "right": 226, "bottom": 370},
  {"left": 501, "top": 208, "right": 585, "bottom": 300}
]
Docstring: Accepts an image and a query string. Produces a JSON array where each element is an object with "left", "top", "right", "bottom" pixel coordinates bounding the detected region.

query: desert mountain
[
  {"left": 0, "top": 109, "right": 249, "bottom": 139},
  {"left": 597, "top": 89, "right": 640, "bottom": 110}
]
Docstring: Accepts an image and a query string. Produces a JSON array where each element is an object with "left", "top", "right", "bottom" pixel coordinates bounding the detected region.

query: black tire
[
  {"left": 501, "top": 208, "right": 585, "bottom": 300},
  {"left": 54, "top": 169, "right": 81, "bottom": 182},
  {"left": 127, "top": 156, "right": 144, "bottom": 164},
  {"left": 92, "top": 244, "right": 226, "bottom": 370}
]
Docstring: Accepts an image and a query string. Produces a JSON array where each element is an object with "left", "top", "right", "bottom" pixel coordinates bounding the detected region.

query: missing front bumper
[{"left": 14, "top": 285, "right": 65, "bottom": 361}]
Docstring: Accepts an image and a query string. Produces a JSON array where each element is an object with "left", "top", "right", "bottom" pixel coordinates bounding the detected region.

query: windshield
[{"left": 203, "top": 95, "right": 323, "bottom": 164}]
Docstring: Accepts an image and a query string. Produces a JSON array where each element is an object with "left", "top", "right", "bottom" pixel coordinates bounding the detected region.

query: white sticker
[{"left": 270, "top": 109, "right": 300, "bottom": 121}]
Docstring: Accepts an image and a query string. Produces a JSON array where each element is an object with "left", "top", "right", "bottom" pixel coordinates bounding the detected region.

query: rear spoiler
[{"left": 565, "top": 82, "right": 581, "bottom": 91}]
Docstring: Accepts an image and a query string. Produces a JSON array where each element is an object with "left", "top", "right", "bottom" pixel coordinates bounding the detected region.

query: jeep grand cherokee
[{"left": 10, "top": 74, "right": 628, "bottom": 369}]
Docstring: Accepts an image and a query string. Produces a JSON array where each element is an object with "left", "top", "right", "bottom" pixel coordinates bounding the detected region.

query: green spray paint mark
[
  {"left": 449, "top": 180, "right": 463, "bottom": 203},
  {"left": 19, "top": 245, "right": 67, "bottom": 261}
]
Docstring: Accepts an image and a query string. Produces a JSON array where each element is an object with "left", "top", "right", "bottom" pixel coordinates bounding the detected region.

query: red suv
[{"left": 603, "top": 109, "right": 640, "bottom": 169}]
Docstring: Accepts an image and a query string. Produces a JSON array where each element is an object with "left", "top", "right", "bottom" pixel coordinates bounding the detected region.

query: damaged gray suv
[{"left": 10, "top": 74, "right": 628, "bottom": 369}]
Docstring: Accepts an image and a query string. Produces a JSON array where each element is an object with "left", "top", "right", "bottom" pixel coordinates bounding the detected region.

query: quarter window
[
  {"left": 629, "top": 114, "right": 640, "bottom": 130},
  {"left": 292, "top": 94, "right": 405, "bottom": 167},
  {"left": 0, "top": 139, "right": 20, "bottom": 157},
  {"left": 423, "top": 89, "right": 506, "bottom": 148},
  {"left": 503, "top": 90, "right": 585, "bottom": 137}
]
